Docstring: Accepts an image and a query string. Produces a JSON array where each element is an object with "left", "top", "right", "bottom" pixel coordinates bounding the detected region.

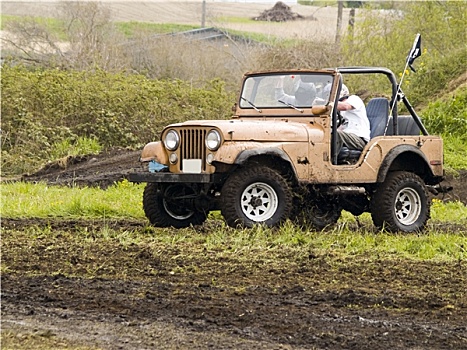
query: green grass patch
[
  {"left": 49, "top": 136, "right": 102, "bottom": 160},
  {"left": 2, "top": 181, "right": 466, "bottom": 262},
  {"left": 440, "top": 134, "right": 467, "bottom": 174},
  {"left": 115, "top": 21, "right": 200, "bottom": 37},
  {"left": 215, "top": 16, "right": 259, "bottom": 24},
  {"left": 1, "top": 14, "right": 201, "bottom": 39},
  {"left": 1, "top": 14, "right": 68, "bottom": 40},
  {"left": 1, "top": 180, "right": 145, "bottom": 219}
]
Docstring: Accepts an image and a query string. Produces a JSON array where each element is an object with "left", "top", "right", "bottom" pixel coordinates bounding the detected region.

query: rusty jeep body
[{"left": 129, "top": 67, "right": 448, "bottom": 232}]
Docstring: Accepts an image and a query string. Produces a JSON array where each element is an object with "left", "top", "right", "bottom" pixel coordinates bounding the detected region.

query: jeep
[{"left": 129, "top": 67, "right": 449, "bottom": 232}]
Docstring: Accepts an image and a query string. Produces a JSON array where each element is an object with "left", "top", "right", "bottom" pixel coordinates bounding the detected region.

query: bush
[
  {"left": 421, "top": 86, "right": 467, "bottom": 138},
  {"left": 341, "top": 1, "right": 465, "bottom": 107},
  {"left": 1, "top": 65, "right": 235, "bottom": 175}
]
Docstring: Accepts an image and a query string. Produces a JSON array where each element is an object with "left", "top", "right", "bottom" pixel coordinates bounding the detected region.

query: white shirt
[{"left": 341, "top": 95, "right": 371, "bottom": 142}]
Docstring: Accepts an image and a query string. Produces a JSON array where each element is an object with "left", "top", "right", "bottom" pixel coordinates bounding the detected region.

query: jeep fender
[
  {"left": 234, "top": 147, "right": 291, "bottom": 164},
  {"left": 140, "top": 141, "right": 169, "bottom": 164},
  {"left": 232, "top": 147, "right": 298, "bottom": 179},
  {"left": 377, "top": 144, "right": 434, "bottom": 183}
]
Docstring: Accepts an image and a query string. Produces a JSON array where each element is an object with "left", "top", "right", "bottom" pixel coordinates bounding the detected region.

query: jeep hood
[{"left": 169, "top": 119, "right": 311, "bottom": 142}]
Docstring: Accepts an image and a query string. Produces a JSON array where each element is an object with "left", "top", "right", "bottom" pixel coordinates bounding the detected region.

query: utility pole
[
  {"left": 201, "top": 0, "right": 206, "bottom": 28},
  {"left": 335, "top": 1, "right": 344, "bottom": 43}
]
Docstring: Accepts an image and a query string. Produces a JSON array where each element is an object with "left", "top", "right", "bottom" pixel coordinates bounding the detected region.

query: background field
[{"left": 1, "top": 0, "right": 352, "bottom": 40}]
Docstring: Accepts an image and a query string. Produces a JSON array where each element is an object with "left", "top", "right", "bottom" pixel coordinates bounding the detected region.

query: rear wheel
[
  {"left": 221, "top": 166, "right": 292, "bottom": 228},
  {"left": 143, "top": 183, "right": 207, "bottom": 228},
  {"left": 371, "top": 171, "right": 429, "bottom": 232},
  {"left": 293, "top": 195, "right": 341, "bottom": 230}
]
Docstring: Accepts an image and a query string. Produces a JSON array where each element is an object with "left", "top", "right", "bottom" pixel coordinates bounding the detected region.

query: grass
[
  {"left": 1, "top": 14, "right": 201, "bottom": 39},
  {"left": 115, "top": 21, "right": 200, "bottom": 37},
  {"left": 0, "top": 14, "right": 277, "bottom": 43},
  {"left": 0, "top": 180, "right": 144, "bottom": 219},
  {"left": 442, "top": 134, "right": 467, "bottom": 174},
  {"left": 1, "top": 329, "right": 98, "bottom": 350},
  {"left": 1, "top": 181, "right": 466, "bottom": 262}
]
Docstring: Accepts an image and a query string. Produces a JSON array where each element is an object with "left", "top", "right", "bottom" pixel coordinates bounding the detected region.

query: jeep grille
[{"left": 180, "top": 128, "right": 207, "bottom": 171}]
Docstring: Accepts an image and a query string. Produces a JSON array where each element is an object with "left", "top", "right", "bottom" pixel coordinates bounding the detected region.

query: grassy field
[{"left": 2, "top": 180, "right": 466, "bottom": 263}]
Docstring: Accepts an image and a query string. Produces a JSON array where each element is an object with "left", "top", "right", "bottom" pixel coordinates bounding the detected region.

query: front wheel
[
  {"left": 221, "top": 166, "right": 293, "bottom": 228},
  {"left": 371, "top": 171, "right": 429, "bottom": 232},
  {"left": 143, "top": 183, "right": 207, "bottom": 228}
]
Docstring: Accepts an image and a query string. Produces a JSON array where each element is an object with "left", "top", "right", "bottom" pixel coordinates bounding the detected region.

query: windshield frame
[{"left": 238, "top": 71, "right": 336, "bottom": 112}]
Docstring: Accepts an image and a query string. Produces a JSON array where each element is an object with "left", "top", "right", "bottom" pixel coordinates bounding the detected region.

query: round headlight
[
  {"left": 164, "top": 130, "right": 180, "bottom": 151},
  {"left": 206, "top": 130, "right": 221, "bottom": 151}
]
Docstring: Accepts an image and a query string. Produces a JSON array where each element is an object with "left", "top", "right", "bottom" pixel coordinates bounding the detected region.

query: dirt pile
[{"left": 253, "top": 1, "right": 304, "bottom": 22}]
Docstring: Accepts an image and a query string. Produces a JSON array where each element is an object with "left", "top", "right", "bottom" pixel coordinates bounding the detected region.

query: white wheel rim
[
  {"left": 394, "top": 187, "right": 421, "bottom": 226},
  {"left": 240, "top": 182, "right": 278, "bottom": 222}
]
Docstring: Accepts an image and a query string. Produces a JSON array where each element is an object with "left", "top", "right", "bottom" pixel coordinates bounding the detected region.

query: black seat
[
  {"left": 337, "top": 98, "right": 389, "bottom": 164},
  {"left": 367, "top": 97, "right": 390, "bottom": 138},
  {"left": 386, "top": 115, "right": 420, "bottom": 135}
]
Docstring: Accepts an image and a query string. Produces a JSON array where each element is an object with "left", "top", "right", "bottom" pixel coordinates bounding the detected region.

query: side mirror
[{"left": 311, "top": 105, "right": 330, "bottom": 115}]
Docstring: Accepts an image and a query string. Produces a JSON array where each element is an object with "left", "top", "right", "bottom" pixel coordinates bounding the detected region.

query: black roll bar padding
[{"left": 401, "top": 93, "right": 429, "bottom": 136}]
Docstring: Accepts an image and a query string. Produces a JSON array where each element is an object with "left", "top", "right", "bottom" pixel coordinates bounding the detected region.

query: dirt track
[{"left": 2, "top": 217, "right": 467, "bottom": 350}]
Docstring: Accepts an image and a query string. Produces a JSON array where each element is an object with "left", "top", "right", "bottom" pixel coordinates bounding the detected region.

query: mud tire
[
  {"left": 143, "top": 183, "right": 207, "bottom": 228},
  {"left": 293, "top": 196, "right": 341, "bottom": 230},
  {"left": 221, "top": 166, "right": 293, "bottom": 228},
  {"left": 371, "top": 171, "right": 429, "bottom": 233}
]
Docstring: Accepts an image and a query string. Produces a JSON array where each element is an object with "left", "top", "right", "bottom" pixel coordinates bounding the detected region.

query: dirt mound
[
  {"left": 253, "top": 1, "right": 305, "bottom": 22},
  {"left": 21, "top": 148, "right": 143, "bottom": 188}
]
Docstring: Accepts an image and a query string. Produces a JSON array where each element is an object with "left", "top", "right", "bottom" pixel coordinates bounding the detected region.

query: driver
[
  {"left": 336, "top": 84, "right": 371, "bottom": 153},
  {"left": 275, "top": 76, "right": 317, "bottom": 106}
]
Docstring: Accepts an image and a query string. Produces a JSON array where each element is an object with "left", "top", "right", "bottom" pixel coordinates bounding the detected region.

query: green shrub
[
  {"left": 421, "top": 86, "right": 467, "bottom": 138},
  {"left": 49, "top": 136, "right": 102, "bottom": 160},
  {"left": 341, "top": 1, "right": 465, "bottom": 107},
  {"left": 1, "top": 65, "right": 235, "bottom": 175}
]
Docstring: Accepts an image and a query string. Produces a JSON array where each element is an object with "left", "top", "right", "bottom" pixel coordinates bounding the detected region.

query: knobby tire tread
[
  {"left": 221, "top": 166, "right": 293, "bottom": 228},
  {"left": 371, "top": 171, "right": 429, "bottom": 232}
]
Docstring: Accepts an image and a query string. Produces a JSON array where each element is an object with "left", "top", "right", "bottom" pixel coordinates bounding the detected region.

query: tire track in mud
[
  {"left": 2, "top": 273, "right": 466, "bottom": 350},
  {"left": 2, "top": 216, "right": 467, "bottom": 350},
  {"left": 2, "top": 217, "right": 466, "bottom": 234}
]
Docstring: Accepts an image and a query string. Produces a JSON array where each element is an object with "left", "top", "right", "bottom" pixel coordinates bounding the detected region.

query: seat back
[
  {"left": 366, "top": 98, "right": 390, "bottom": 138},
  {"left": 386, "top": 115, "right": 421, "bottom": 135}
]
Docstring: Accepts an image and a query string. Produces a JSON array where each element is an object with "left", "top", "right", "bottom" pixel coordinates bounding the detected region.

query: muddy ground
[
  {"left": 2, "top": 149, "right": 467, "bottom": 349},
  {"left": 2, "top": 216, "right": 467, "bottom": 350}
]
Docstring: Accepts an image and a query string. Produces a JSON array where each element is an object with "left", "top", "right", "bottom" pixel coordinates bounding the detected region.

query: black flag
[{"left": 407, "top": 34, "right": 421, "bottom": 72}]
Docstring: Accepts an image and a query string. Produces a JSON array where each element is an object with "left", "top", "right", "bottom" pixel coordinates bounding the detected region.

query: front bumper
[{"left": 128, "top": 172, "right": 224, "bottom": 184}]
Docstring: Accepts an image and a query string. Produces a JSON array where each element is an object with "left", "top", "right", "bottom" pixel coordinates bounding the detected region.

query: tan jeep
[{"left": 129, "top": 67, "right": 449, "bottom": 232}]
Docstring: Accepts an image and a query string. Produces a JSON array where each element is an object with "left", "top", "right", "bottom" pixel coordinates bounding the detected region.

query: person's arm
[{"left": 337, "top": 98, "right": 354, "bottom": 111}]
